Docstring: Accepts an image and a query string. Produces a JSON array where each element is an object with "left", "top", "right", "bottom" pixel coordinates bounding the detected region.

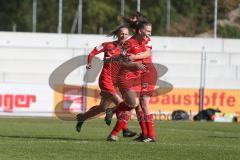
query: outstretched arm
[{"left": 87, "top": 45, "right": 104, "bottom": 69}]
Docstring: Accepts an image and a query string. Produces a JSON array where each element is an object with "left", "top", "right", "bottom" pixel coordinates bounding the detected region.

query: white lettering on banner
[{"left": 0, "top": 94, "right": 36, "bottom": 112}]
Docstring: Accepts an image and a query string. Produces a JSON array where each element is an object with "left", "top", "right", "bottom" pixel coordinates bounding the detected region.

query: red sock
[
  {"left": 145, "top": 114, "right": 156, "bottom": 139},
  {"left": 136, "top": 110, "right": 148, "bottom": 137},
  {"left": 111, "top": 120, "right": 125, "bottom": 136},
  {"left": 111, "top": 111, "right": 131, "bottom": 136},
  {"left": 121, "top": 111, "right": 131, "bottom": 130}
]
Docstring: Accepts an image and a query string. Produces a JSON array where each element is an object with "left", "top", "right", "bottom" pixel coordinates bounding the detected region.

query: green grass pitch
[{"left": 0, "top": 117, "right": 239, "bottom": 160}]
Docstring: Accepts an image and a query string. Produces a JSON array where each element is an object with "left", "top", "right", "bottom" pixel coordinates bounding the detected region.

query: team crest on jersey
[{"left": 142, "top": 83, "right": 148, "bottom": 90}]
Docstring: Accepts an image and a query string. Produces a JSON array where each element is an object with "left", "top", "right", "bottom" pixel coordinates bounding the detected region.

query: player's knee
[{"left": 126, "top": 100, "right": 139, "bottom": 109}]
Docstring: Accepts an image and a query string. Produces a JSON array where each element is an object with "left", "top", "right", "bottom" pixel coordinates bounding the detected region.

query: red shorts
[
  {"left": 98, "top": 63, "right": 120, "bottom": 96},
  {"left": 117, "top": 69, "right": 142, "bottom": 95},
  {"left": 99, "top": 74, "right": 117, "bottom": 96},
  {"left": 141, "top": 63, "right": 157, "bottom": 97}
]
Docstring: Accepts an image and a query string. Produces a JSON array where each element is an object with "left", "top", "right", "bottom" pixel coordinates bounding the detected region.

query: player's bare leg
[
  {"left": 76, "top": 98, "right": 111, "bottom": 132},
  {"left": 105, "top": 89, "right": 139, "bottom": 124},
  {"left": 76, "top": 91, "right": 136, "bottom": 135},
  {"left": 107, "top": 89, "right": 139, "bottom": 141}
]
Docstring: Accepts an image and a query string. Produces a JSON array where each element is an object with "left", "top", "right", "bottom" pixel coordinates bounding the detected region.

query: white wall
[{"left": 0, "top": 31, "right": 240, "bottom": 89}]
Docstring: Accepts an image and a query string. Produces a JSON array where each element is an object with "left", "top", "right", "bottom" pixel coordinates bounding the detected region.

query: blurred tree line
[{"left": 0, "top": 0, "right": 240, "bottom": 38}]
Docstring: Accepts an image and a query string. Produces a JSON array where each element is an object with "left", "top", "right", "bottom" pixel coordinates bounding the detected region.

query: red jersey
[
  {"left": 87, "top": 41, "right": 121, "bottom": 94},
  {"left": 117, "top": 36, "right": 147, "bottom": 92},
  {"left": 120, "top": 36, "right": 152, "bottom": 77},
  {"left": 118, "top": 36, "right": 156, "bottom": 96},
  {"left": 123, "top": 36, "right": 152, "bottom": 63}
]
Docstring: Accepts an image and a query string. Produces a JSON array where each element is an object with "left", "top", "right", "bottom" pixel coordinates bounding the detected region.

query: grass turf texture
[{"left": 0, "top": 117, "right": 239, "bottom": 160}]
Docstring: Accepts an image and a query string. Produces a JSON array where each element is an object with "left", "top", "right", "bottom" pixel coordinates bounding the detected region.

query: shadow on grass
[{"left": 0, "top": 134, "right": 104, "bottom": 142}]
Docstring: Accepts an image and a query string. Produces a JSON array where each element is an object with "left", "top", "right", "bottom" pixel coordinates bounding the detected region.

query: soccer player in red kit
[
  {"left": 128, "top": 21, "right": 157, "bottom": 142},
  {"left": 106, "top": 33, "right": 147, "bottom": 141},
  {"left": 107, "top": 20, "right": 157, "bottom": 142},
  {"left": 76, "top": 25, "right": 136, "bottom": 138}
]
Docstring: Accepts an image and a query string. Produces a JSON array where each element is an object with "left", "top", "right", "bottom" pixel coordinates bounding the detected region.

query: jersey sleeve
[{"left": 87, "top": 43, "right": 105, "bottom": 64}]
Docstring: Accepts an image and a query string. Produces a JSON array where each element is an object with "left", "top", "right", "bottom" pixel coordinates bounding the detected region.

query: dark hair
[
  {"left": 107, "top": 24, "right": 129, "bottom": 38},
  {"left": 120, "top": 12, "right": 150, "bottom": 32},
  {"left": 121, "top": 12, "right": 148, "bottom": 25},
  {"left": 131, "top": 11, "right": 148, "bottom": 22},
  {"left": 135, "top": 21, "right": 152, "bottom": 33}
]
